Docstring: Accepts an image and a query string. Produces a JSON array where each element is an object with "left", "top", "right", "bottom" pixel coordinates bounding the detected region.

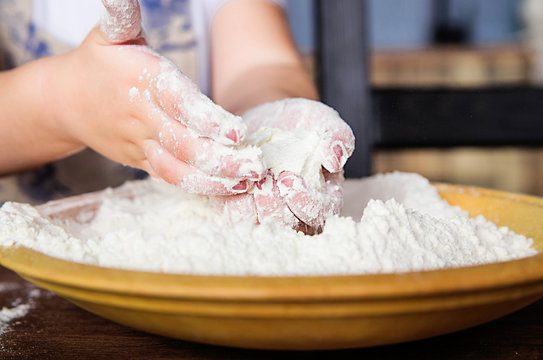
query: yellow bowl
[{"left": 2, "top": 184, "right": 543, "bottom": 350}]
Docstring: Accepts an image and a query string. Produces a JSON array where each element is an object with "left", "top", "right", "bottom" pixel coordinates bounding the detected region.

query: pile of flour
[{"left": 0, "top": 172, "right": 536, "bottom": 275}]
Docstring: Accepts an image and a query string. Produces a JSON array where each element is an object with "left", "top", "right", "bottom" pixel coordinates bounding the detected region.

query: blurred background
[{"left": 285, "top": 0, "right": 543, "bottom": 195}]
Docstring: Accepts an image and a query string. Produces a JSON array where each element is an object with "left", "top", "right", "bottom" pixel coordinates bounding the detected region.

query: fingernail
[
  {"left": 280, "top": 177, "right": 295, "bottom": 187},
  {"left": 325, "top": 142, "right": 346, "bottom": 171},
  {"left": 334, "top": 144, "right": 344, "bottom": 163},
  {"left": 232, "top": 180, "right": 248, "bottom": 191},
  {"left": 226, "top": 129, "right": 240, "bottom": 143}
]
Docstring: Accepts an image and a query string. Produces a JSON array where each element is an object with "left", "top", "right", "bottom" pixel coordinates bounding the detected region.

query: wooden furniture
[
  {"left": 317, "top": 0, "right": 543, "bottom": 178},
  {"left": 371, "top": 45, "right": 532, "bottom": 88}
]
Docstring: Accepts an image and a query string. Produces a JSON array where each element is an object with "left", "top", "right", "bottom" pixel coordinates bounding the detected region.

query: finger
[
  {"left": 100, "top": 0, "right": 142, "bottom": 43},
  {"left": 150, "top": 59, "right": 247, "bottom": 145},
  {"left": 143, "top": 140, "right": 250, "bottom": 195},
  {"left": 321, "top": 127, "right": 355, "bottom": 173},
  {"left": 277, "top": 170, "right": 344, "bottom": 229},
  {"left": 252, "top": 173, "right": 302, "bottom": 229},
  {"left": 156, "top": 119, "right": 265, "bottom": 180}
]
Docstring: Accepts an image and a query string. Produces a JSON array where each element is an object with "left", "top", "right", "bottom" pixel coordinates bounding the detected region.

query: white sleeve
[{"left": 191, "top": 0, "right": 287, "bottom": 96}]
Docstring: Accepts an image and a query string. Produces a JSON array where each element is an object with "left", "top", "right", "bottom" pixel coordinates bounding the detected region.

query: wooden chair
[{"left": 317, "top": 0, "right": 543, "bottom": 178}]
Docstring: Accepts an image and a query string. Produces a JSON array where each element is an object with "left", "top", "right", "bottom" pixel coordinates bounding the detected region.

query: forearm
[
  {"left": 214, "top": 63, "right": 318, "bottom": 116},
  {"left": 0, "top": 56, "right": 82, "bottom": 175},
  {"left": 211, "top": 0, "right": 318, "bottom": 116}
]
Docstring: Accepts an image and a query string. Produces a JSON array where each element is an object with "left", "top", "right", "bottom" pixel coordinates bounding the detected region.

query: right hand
[
  {"left": 49, "top": 0, "right": 265, "bottom": 195},
  {"left": 216, "top": 98, "right": 354, "bottom": 233}
]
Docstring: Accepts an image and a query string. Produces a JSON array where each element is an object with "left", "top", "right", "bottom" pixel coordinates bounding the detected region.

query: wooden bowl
[{"left": 1, "top": 184, "right": 543, "bottom": 350}]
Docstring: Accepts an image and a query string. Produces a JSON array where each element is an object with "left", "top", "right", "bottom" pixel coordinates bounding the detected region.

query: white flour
[
  {"left": 0, "top": 286, "right": 42, "bottom": 336},
  {"left": 0, "top": 303, "right": 31, "bottom": 336},
  {"left": 0, "top": 172, "right": 536, "bottom": 275},
  {"left": 247, "top": 126, "right": 325, "bottom": 190}
]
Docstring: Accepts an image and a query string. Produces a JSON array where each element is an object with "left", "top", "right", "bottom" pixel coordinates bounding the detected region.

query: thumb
[{"left": 100, "top": 0, "right": 142, "bottom": 44}]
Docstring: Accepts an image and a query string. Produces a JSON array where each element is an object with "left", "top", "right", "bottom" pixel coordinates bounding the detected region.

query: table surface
[{"left": 1, "top": 265, "right": 543, "bottom": 360}]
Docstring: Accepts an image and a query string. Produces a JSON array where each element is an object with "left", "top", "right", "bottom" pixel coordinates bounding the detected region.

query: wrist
[
  {"left": 0, "top": 56, "right": 85, "bottom": 174},
  {"left": 37, "top": 53, "right": 85, "bottom": 150},
  {"left": 213, "top": 64, "right": 318, "bottom": 116}
]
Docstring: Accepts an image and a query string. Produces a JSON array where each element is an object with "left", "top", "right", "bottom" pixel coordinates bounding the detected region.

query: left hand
[
  {"left": 52, "top": 0, "right": 265, "bottom": 196},
  {"left": 218, "top": 98, "right": 355, "bottom": 233}
]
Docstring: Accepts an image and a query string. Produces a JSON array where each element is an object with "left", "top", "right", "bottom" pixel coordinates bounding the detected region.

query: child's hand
[
  {"left": 52, "top": 0, "right": 265, "bottom": 195},
  {"left": 219, "top": 98, "right": 355, "bottom": 232}
]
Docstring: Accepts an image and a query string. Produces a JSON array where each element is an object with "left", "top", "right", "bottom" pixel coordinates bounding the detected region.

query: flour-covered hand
[
  {"left": 51, "top": 0, "right": 265, "bottom": 196},
  {"left": 219, "top": 98, "right": 354, "bottom": 232},
  {"left": 248, "top": 98, "right": 353, "bottom": 231}
]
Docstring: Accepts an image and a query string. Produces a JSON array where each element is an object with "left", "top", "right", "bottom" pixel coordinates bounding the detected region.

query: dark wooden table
[{"left": 1, "top": 265, "right": 543, "bottom": 360}]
